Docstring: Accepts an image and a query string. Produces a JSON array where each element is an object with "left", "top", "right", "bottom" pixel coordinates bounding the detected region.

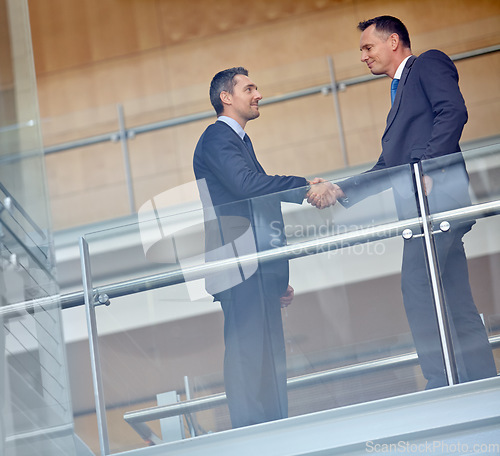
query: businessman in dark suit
[
  {"left": 333, "top": 16, "right": 497, "bottom": 389},
  {"left": 193, "top": 67, "right": 334, "bottom": 428}
]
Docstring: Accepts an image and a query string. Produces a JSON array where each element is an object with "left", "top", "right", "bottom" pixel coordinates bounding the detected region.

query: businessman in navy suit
[
  {"left": 193, "top": 67, "right": 334, "bottom": 428},
  {"left": 333, "top": 16, "right": 497, "bottom": 388}
]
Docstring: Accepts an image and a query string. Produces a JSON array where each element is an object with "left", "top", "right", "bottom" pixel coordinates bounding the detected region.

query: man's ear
[
  {"left": 389, "top": 32, "right": 400, "bottom": 50},
  {"left": 220, "top": 91, "right": 231, "bottom": 106}
]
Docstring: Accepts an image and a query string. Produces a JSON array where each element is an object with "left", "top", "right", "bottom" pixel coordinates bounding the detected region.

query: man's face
[
  {"left": 224, "top": 74, "right": 262, "bottom": 126},
  {"left": 359, "top": 24, "right": 396, "bottom": 77}
]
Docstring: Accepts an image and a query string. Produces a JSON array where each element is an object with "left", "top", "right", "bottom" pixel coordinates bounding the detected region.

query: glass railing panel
[
  {"left": 422, "top": 148, "right": 500, "bottom": 386},
  {"left": 1, "top": 1, "right": 76, "bottom": 455},
  {"left": 128, "top": 119, "right": 211, "bottom": 210},
  {"left": 278, "top": 164, "right": 427, "bottom": 416},
  {"left": 41, "top": 104, "right": 121, "bottom": 149},
  {"left": 250, "top": 91, "right": 348, "bottom": 174},
  {"left": 122, "top": 86, "right": 212, "bottom": 129},
  {"left": 83, "top": 193, "right": 219, "bottom": 454},
  {"left": 44, "top": 142, "right": 133, "bottom": 230},
  {"left": 254, "top": 56, "right": 332, "bottom": 97},
  {"left": 80, "top": 163, "right": 451, "bottom": 453},
  {"left": 0, "top": 182, "right": 53, "bottom": 283},
  {"left": 337, "top": 76, "right": 389, "bottom": 167}
]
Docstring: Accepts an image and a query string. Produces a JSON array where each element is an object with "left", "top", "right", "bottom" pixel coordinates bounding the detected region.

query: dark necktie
[
  {"left": 243, "top": 133, "right": 253, "bottom": 152},
  {"left": 391, "top": 78, "right": 400, "bottom": 105},
  {"left": 243, "top": 134, "right": 264, "bottom": 172}
]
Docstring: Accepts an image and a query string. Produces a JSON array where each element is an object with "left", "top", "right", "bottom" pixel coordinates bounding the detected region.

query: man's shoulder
[
  {"left": 200, "top": 121, "right": 235, "bottom": 141},
  {"left": 194, "top": 121, "right": 239, "bottom": 159},
  {"left": 416, "top": 49, "right": 452, "bottom": 63},
  {"left": 202, "top": 120, "right": 223, "bottom": 135},
  {"left": 195, "top": 122, "right": 222, "bottom": 147},
  {"left": 412, "top": 50, "right": 457, "bottom": 77}
]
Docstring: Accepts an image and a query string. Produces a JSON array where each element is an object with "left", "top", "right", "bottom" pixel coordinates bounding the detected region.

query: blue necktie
[{"left": 391, "top": 78, "right": 399, "bottom": 105}]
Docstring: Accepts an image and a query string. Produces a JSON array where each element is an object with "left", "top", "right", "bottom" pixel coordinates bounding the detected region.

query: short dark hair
[
  {"left": 209, "top": 67, "right": 249, "bottom": 116},
  {"left": 358, "top": 15, "right": 411, "bottom": 49}
]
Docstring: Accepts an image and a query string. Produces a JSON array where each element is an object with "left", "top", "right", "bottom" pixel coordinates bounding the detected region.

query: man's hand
[
  {"left": 306, "top": 178, "right": 344, "bottom": 209},
  {"left": 280, "top": 285, "right": 294, "bottom": 309}
]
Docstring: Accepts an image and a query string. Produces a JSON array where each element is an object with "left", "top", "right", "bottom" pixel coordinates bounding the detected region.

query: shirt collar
[
  {"left": 217, "top": 116, "right": 246, "bottom": 140},
  {"left": 394, "top": 55, "right": 412, "bottom": 80}
]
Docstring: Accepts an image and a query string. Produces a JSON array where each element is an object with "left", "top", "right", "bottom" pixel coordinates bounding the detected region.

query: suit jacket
[
  {"left": 193, "top": 120, "right": 308, "bottom": 299},
  {"left": 340, "top": 50, "right": 472, "bottom": 228}
]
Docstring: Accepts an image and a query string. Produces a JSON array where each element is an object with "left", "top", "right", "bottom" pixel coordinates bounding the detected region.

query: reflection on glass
[
  {"left": 80, "top": 147, "right": 500, "bottom": 452},
  {"left": 335, "top": 163, "right": 458, "bottom": 391},
  {"left": 196, "top": 179, "right": 309, "bottom": 429},
  {"left": 83, "top": 163, "right": 443, "bottom": 452},
  {"left": 422, "top": 153, "right": 498, "bottom": 386},
  {"left": 0, "top": 0, "right": 76, "bottom": 453}
]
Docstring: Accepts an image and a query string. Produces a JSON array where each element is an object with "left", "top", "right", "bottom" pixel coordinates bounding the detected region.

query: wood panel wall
[{"left": 28, "top": 0, "right": 500, "bottom": 229}]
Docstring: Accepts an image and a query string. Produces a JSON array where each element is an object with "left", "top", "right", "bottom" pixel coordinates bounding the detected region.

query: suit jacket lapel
[
  {"left": 218, "top": 121, "right": 264, "bottom": 173},
  {"left": 384, "top": 55, "right": 416, "bottom": 132}
]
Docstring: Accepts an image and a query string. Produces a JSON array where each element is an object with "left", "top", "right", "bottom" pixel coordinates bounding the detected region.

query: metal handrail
[
  {"left": 43, "top": 45, "right": 500, "bottom": 155},
  {"left": 76, "top": 199, "right": 500, "bottom": 306},
  {"left": 3, "top": 198, "right": 498, "bottom": 317},
  {"left": 5, "top": 423, "right": 75, "bottom": 445},
  {"left": 123, "top": 334, "right": 500, "bottom": 424}
]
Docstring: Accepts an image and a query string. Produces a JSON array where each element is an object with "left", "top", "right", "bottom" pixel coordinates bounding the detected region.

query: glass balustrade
[
  {"left": 422, "top": 149, "right": 500, "bottom": 385},
  {"left": 0, "top": 1, "right": 77, "bottom": 455},
  {"left": 77, "top": 159, "right": 500, "bottom": 454}
]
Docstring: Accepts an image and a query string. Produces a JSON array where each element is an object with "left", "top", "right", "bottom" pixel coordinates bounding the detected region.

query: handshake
[{"left": 306, "top": 178, "right": 345, "bottom": 209}]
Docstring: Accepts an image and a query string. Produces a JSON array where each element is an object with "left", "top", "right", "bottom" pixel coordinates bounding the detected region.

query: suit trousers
[
  {"left": 401, "top": 229, "right": 497, "bottom": 389},
  {"left": 218, "top": 272, "right": 288, "bottom": 428}
]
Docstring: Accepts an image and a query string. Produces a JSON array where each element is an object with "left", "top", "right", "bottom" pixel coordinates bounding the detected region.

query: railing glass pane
[
  {"left": 45, "top": 142, "right": 132, "bottom": 230},
  {"left": 0, "top": 1, "right": 76, "bottom": 455},
  {"left": 423, "top": 147, "right": 500, "bottom": 385},
  {"left": 82, "top": 163, "right": 446, "bottom": 453}
]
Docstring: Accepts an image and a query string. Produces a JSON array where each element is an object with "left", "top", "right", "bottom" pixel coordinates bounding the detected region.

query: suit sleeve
[
  {"left": 201, "top": 126, "right": 308, "bottom": 200},
  {"left": 336, "top": 153, "right": 391, "bottom": 207},
  {"left": 418, "top": 50, "right": 468, "bottom": 159}
]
